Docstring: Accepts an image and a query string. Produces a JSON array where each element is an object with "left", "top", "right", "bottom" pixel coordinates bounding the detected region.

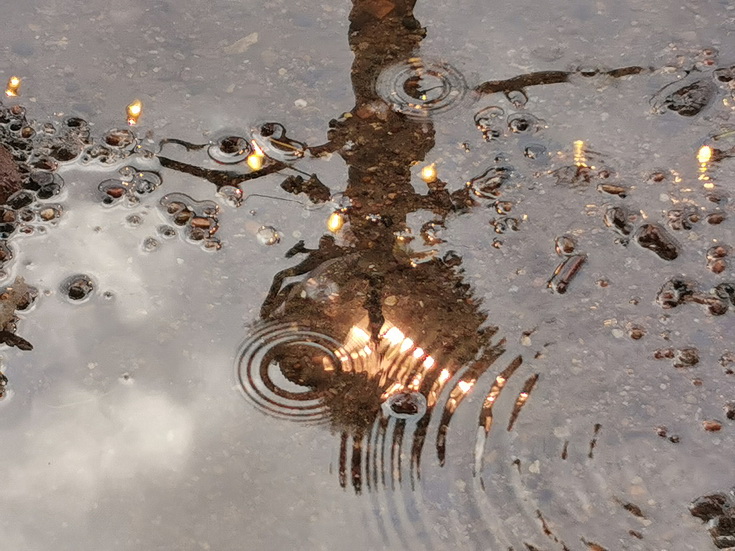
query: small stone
[
  {"left": 689, "top": 494, "right": 730, "bottom": 521},
  {"left": 190, "top": 216, "right": 213, "bottom": 229},
  {"left": 703, "top": 419, "right": 723, "bottom": 432},
  {"left": 629, "top": 326, "right": 646, "bottom": 340},
  {"left": 384, "top": 295, "right": 398, "bottom": 306},
  {"left": 707, "top": 212, "right": 726, "bottom": 225},
  {"left": 710, "top": 259, "right": 727, "bottom": 274},
  {"left": 674, "top": 348, "right": 699, "bottom": 368},
  {"left": 39, "top": 208, "right": 56, "bottom": 221}
]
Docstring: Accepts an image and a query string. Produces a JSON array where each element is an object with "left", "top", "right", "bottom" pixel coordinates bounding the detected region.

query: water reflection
[
  {"left": 146, "top": 0, "right": 732, "bottom": 500},
  {"left": 2, "top": 0, "right": 735, "bottom": 548}
]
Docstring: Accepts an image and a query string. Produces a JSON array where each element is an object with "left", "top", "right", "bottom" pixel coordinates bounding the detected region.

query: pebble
[
  {"left": 703, "top": 419, "right": 723, "bottom": 432},
  {"left": 384, "top": 295, "right": 398, "bottom": 306}
]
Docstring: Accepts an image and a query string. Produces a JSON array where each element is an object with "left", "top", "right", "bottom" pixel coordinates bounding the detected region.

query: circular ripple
[
  {"left": 251, "top": 122, "right": 306, "bottom": 162},
  {"left": 236, "top": 322, "right": 359, "bottom": 423},
  {"left": 376, "top": 58, "right": 467, "bottom": 119},
  {"left": 60, "top": 274, "right": 95, "bottom": 302},
  {"left": 207, "top": 135, "right": 252, "bottom": 164}
]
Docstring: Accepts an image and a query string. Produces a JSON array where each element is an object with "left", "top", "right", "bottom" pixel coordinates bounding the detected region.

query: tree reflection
[{"left": 158, "top": 0, "right": 648, "bottom": 492}]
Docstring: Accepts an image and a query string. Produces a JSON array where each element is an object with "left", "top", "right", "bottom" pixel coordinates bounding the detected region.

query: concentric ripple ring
[
  {"left": 376, "top": 58, "right": 467, "bottom": 119},
  {"left": 235, "top": 322, "right": 350, "bottom": 423}
]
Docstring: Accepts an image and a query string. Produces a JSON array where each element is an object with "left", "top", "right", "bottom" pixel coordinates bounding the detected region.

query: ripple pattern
[
  {"left": 376, "top": 58, "right": 467, "bottom": 119},
  {"left": 236, "top": 322, "right": 357, "bottom": 423}
]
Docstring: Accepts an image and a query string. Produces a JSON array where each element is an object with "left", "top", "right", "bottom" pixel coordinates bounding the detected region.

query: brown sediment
[
  {"left": 588, "top": 423, "right": 602, "bottom": 459},
  {"left": 0, "top": 145, "right": 23, "bottom": 205}
]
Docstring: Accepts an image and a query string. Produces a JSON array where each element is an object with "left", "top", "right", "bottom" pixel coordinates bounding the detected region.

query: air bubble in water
[
  {"left": 104, "top": 128, "right": 136, "bottom": 150},
  {"left": 218, "top": 185, "right": 243, "bottom": 207},
  {"left": 157, "top": 225, "right": 176, "bottom": 239},
  {"left": 142, "top": 237, "right": 159, "bottom": 252},
  {"left": 61, "top": 274, "right": 95, "bottom": 302},
  {"left": 474, "top": 106, "right": 505, "bottom": 140},
  {"left": 126, "top": 214, "right": 143, "bottom": 227},
  {"left": 158, "top": 193, "right": 220, "bottom": 248},
  {"left": 467, "top": 165, "right": 512, "bottom": 199},
  {"left": 251, "top": 122, "right": 306, "bottom": 162},
  {"left": 524, "top": 143, "right": 548, "bottom": 160},
  {"left": 257, "top": 225, "right": 280, "bottom": 246},
  {"left": 505, "top": 89, "right": 528, "bottom": 108},
  {"left": 207, "top": 135, "right": 252, "bottom": 164},
  {"left": 507, "top": 113, "right": 542, "bottom": 134},
  {"left": 651, "top": 77, "right": 716, "bottom": 117}
]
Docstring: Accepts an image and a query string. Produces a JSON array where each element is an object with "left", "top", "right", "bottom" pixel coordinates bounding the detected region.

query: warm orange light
[
  {"left": 381, "top": 382, "right": 404, "bottom": 400},
  {"left": 420, "top": 163, "right": 437, "bottom": 183},
  {"left": 251, "top": 140, "right": 265, "bottom": 157},
  {"left": 399, "top": 337, "right": 414, "bottom": 353},
  {"left": 698, "top": 145, "right": 713, "bottom": 183},
  {"left": 326, "top": 211, "right": 345, "bottom": 233},
  {"left": 698, "top": 145, "right": 712, "bottom": 164},
  {"left": 246, "top": 155, "right": 262, "bottom": 171},
  {"left": 573, "top": 140, "right": 587, "bottom": 167},
  {"left": 5, "top": 76, "right": 21, "bottom": 97},
  {"left": 384, "top": 326, "right": 404, "bottom": 346},
  {"left": 457, "top": 380, "right": 474, "bottom": 393},
  {"left": 126, "top": 99, "right": 143, "bottom": 125}
]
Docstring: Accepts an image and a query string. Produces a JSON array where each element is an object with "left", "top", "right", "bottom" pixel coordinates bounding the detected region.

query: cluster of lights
[
  {"left": 697, "top": 145, "right": 714, "bottom": 188},
  {"left": 332, "top": 322, "right": 439, "bottom": 400},
  {"left": 573, "top": 140, "right": 589, "bottom": 168}
]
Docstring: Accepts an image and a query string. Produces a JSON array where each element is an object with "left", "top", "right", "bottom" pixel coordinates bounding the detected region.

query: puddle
[{"left": 1, "top": 0, "right": 735, "bottom": 549}]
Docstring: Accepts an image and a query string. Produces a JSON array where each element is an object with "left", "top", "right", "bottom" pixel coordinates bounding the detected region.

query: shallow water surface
[{"left": 1, "top": 1, "right": 735, "bottom": 550}]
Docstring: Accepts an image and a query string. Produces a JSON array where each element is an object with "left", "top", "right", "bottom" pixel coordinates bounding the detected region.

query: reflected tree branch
[{"left": 475, "top": 65, "right": 649, "bottom": 95}]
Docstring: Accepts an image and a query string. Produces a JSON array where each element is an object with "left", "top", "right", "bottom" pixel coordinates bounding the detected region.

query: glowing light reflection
[
  {"left": 5, "top": 76, "right": 21, "bottom": 97},
  {"left": 247, "top": 140, "right": 265, "bottom": 171},
  {"left": 399, "top": 337, "right": 414, "bottom": 353},
  {"left": 698, "top": 145, "right": 712, "bottom": 183},
  {"left": 573, "top": 140, "right": 587, "bottom": 168},
  {"left": 327, "top": 211, "right": 345, "bottom": 233},
  {"left": 384, "top": 326, "right": 404, "bottom": 346},
  {"left": 420, "top": 163, "right": 437, "bottom": 183},
  {"left": 126, "top": 99, "right": 143, "bottom": 126}
]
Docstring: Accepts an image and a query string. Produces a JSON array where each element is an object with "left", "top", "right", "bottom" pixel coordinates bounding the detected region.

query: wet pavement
[{"left": 1, "top": 0, "right": 735, "bottom": 549}]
